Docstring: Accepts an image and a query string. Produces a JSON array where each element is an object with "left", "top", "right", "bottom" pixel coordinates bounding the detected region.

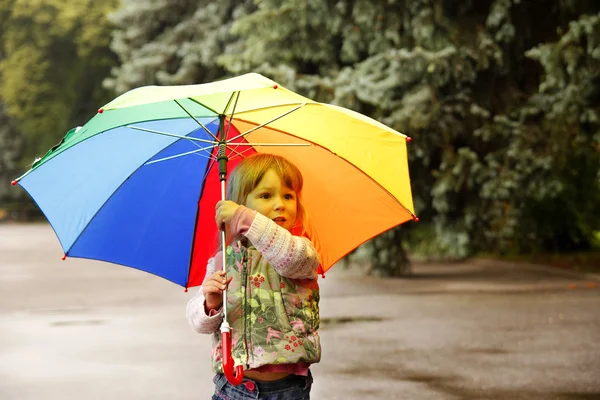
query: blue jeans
[{"left": 211, "top": 371, "right": 312, "bottom": 400}]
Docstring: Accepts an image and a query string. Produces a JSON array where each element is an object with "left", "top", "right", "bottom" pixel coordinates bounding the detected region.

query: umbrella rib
[
  {"left": 222, "top": 92, "right": 243, "bottom": 156},
  {"left": 64, "top": 128, "right": 217, "bottom": 268},
  {"left": 227, "top": 146, "right": 255, "bottom": 160},
  {"left": 227, "top": 103, "right": 306, "bottom": 116},
  {"left": 222, "top": 91, "right": 237, "bottom": 116},
  {"left": 128, "top": 125, "right": 220, "bottom": 164},
  {"left": 231, "top": 143, "right": 310, "bottom": 147},
  {"left": 145, "top": 144, "right": 218, "bottom": 165},
  {"left": 127, "top": 125, "right": 217, "bottom": 145},
  {"left": 231, "top": 116, "right": 417, "bottom": 218},
  {"left": 227, "top": 144, "right": 298, "bottom": 162},
  {"left": 226, "top": 103, "right": 305, "bottom": 143},
  {"left": 224, "top": 92, "right": 240, "bottom": 139},
  {"left": 174, "top": 99, "right": 219, "bottom": 142},
  {"left": 186, "top": 97, "right": 221, "bottom": 117},
  {"left": 185, "top": 148, "right": 220, "bottom": 288},
  {"left": 225, "top": 102, "right": 310, "bottom": 154},
  {"left": 202, "top": 156, "right": 218, "bottom": 182},
  {"left": 226, "top": 144, "right": 249, "bottom": 160}
]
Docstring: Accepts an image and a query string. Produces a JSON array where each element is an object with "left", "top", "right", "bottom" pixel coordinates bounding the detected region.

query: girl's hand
[
  {"left": 215, "top": 200, "right": 240, "bottom": 229},
  {"left": 202, "top": 270, "right": 233, "bottom": 312}
]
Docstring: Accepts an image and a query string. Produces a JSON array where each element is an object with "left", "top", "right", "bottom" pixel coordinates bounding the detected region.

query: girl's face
[{"left": 244, "top": 169, "right": 298, "bottom": 232}]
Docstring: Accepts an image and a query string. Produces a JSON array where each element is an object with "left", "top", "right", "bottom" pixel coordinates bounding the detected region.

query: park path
[{"left": 1, "top": 223, "right": 599, "bottom": 399}]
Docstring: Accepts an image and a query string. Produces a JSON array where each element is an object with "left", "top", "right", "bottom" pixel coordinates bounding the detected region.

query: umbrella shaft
[{"left": 221, "top": 178, "right": 228, "bottom": 319}]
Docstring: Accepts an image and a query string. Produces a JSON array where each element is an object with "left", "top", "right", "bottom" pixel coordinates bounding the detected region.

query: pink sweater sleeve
[
  {"left": 186, "top": 255, "right": 224, "bottom": 334},
  {"left": 231, "top": 206, "right": 320, "bottom": 280}
]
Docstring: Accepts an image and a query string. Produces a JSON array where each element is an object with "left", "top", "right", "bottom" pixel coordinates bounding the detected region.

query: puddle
[
  {"left": 320, "top": 316, "right": 385, "bottom": 328},
  {"left": 463, "top": 347, "right": 509, "bottom": 355},
  {"left": 50, "top": 319, "right": 105, "bottom": 327},
  {"left": 559, "top": 394, "right": 600, "bottom": 400},
  {"left": 29, "top": 307, "right": 93, "bottom": 315}
]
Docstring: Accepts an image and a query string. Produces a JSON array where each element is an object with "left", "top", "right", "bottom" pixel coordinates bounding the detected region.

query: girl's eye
[
  {"left": 284, "top": 194, "right": 295, "bottom": 200},
  {"left": 260, "top": 193, "right": 271, "bottom": 199}
]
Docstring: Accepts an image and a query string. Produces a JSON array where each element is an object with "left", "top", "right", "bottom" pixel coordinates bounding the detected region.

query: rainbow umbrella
[{"left": 12, "top": 73, "right": 416, "bottom": 384}]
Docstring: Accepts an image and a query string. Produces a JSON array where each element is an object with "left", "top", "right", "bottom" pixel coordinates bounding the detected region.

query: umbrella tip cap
[
  {"left": 98, "top": 108, "right": 104, "bottom": 114},
  {"left": 11, "top": 180, "right": 17, "bottom": 186},
  {"left": 273, "top": 84, "right": 278, "bottom": 89},
  {"left": 413, "top": 216, "right": 420, "bottom": 222},
  {"left": 62, "top": 253, "right": 67, "bottom": 260},
  {"left": 406, "top": 136, "right": 412, "bottom": 142}
]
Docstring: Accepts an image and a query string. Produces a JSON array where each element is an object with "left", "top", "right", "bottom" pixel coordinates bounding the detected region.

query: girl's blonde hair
[{"left": 227, "top": 153, "right": 309, "bottom": 236}]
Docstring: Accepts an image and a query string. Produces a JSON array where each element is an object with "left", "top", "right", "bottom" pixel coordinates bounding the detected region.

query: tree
[
  {"left": 0, "top": 102, "right": 24, "bottom": 215},
  {"left": 521, "top": 12, "right": 600, "bottom": 251},
  {"left": 104, "top": 0, "right": 600, "bottom": 275},
  {"left": 0, "top": 0, "right": 119, "bottom": 163},
  {"left": 218, "top": 0, "right": 600, "bottom": 257},
  {"left": 105, "top": 0, "right": 256, "bottom": 94}
]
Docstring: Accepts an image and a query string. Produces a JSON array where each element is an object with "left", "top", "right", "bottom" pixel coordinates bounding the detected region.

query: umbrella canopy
[{"left": 14, "top": 73, "right": 415, "bottom": 289}]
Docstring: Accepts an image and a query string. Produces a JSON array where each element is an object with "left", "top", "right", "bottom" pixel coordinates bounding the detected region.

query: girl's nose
[{"left": 273, "top": 196, "right": 285, "bottom": 210}]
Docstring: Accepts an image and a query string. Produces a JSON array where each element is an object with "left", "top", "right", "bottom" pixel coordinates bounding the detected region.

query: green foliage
[
  {"left": 0, "top": 101, "right": 24, "bottom": 207},
  {"left": 5, "top": 0, "right": 598, "bottom": 274},
  {"left": 519, "top": 13, "right": 600, "bottom": 251},
  {"left": 367, "top": 228, "right": 412, "bottom": 277},
  {"left": 105, "top": 0, "right": 256, "bottom": 93},
  {"left": 407, "top": 222, "right": 470, "bottom": 261},
  {"left": 104, "top": 0, "right": 600, "bottom": 274},
  {"left": 0, "top": 0, "right": 119, "bottom": 162}
]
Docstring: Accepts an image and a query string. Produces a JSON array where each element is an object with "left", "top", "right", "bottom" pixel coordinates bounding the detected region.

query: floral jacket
[{"left": 211, "top": 241, "right": 321, "bottom": 372}]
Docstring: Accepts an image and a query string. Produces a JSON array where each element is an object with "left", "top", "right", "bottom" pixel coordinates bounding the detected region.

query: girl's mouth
[{"left": 272, "top": 217, "right": 286, "bottom": 224}]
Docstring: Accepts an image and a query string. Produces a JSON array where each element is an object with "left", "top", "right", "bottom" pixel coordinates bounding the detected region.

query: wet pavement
[{"left": 1, "top": 223, "right": 599, "bottom": 399}]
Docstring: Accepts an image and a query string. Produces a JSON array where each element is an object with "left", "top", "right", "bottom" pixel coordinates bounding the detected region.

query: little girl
[{"left": 186, "top": 154, "right": 321, "bottom": 399}]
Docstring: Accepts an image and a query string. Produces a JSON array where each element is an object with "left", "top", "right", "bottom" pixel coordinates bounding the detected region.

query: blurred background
[
  {"left": 1, "top": 0, "right": 599, "bottom": 274},
  {"left": 1, "top": 2, "right": 600, "bottom": 399}
]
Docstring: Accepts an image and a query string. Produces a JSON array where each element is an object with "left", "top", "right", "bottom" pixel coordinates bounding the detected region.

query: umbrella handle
[{"left": 221, "top": 322, "right": 244, "bottom": 386}]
